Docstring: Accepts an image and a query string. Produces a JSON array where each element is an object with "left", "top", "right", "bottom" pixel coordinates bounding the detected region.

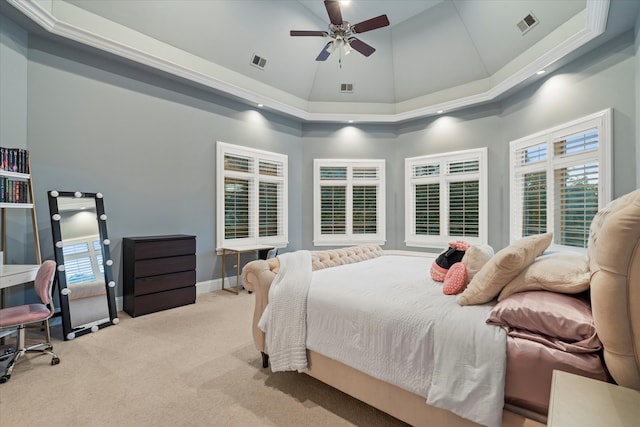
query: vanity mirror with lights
[{"left": 47, "top": 191, "right": 118, "bottom": 340}]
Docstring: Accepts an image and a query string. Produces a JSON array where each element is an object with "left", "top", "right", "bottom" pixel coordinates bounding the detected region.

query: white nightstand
[{"left": 548, "top": 370, "right": 640, "bottom": 426}]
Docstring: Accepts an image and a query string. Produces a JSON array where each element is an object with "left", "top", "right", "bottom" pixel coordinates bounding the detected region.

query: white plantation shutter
[
  {"left": 553, "top": 131, "right": 600, "bottom": 247},
  {"left": 320, "top": 186, "right": 346, "bottom": 234},
  {"left": 414, "top": 183, "right": 440, "bottom": 235},
  {"left": 448, "top": 180, "right": 479, "bottom": 237},
  {"left": 510, "top": 110, "right": 611, "bottom": 248},
  {"left": 258, "top": 159, "right": 284, "bottom": 238},
  {"left": 224, "top": 178, "right": 250, "bottom": 239},
  {"left": 512, "top": 142, "right": 548, "bottom": 238},
  {"left": 61, "top": 236, "right": 103, "bottom": 284},
  {"left": 405, "top": 148, "right": 487, "bottom": 248},
  {"left": 314, "top": 160, "right": 385, "bottom": 245},
  {"left": 217, "top": 142, "right": 288, "bottom": 248},
  {"left": 352, "top": 185, "right": 377, "bottom": 234}
]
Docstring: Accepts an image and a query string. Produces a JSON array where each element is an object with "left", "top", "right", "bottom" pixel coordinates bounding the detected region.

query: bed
[{"left": 241, "top": 188, "right": 640, "bottom": 427}]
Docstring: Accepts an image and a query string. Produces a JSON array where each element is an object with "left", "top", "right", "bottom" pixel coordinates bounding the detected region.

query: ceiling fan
[{"left": 290, "top": 0, "right": 390, "bottom": 63}]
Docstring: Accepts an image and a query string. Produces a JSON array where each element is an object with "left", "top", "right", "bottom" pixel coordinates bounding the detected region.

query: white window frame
[
  {"left": 313, "top": 159, "right": 386, "bottom": 246},
  {"left": 216, "top": 141, "right": 288, "bottom": 249},
  {"left": 405, "top": 148, "right": 488, "bottom": 249},
  {"left": 509, "top": 109, "right": 612, "bottom": 250}
]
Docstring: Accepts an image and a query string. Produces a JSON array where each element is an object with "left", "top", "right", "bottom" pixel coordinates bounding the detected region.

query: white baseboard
[{"left": 196, "top": 279, "right": 221, "bottom": 294}]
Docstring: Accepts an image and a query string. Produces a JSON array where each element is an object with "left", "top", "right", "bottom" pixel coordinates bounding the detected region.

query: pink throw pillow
[{"left": 443, "top": 263, "right": 468, "bottom": 295}]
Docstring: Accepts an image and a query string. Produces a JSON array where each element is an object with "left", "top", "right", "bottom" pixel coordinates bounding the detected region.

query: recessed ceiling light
[
  {"left": 257, "top": 103, "right": 264, "bottom": 107},
  {"left": 536, "top": 70, "right": 546, "bottom": 75},
  {"left": 340, "top": 0, "right": 351, "bottom": 6},
  {"left": 348, "top": 120, "right": 354, "bottom": 123},
  {"left": 436, "top": 110, "right": 444, "bottom": 114}
]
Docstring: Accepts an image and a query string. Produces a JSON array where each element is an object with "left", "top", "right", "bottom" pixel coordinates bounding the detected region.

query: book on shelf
[
  {"left": 0, "top": 147, "right": 30, "bottom": 174},
  {"left": 0, "top": 177, "right": 29, "bottom": 203}
]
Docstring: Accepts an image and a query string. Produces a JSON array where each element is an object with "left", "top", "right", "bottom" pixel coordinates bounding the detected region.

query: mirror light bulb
[
  {"left": 106, "top": 259, "right": 113, "bottom": 266},
  {"left": 74, "top": 191, "right": 82, "bottom": 198},
  {"left": 61, "top": 288, "right": 71, "bottom": 296},
  {"left": 112, "top": 318, "right": 120, "bottom": 325},
  {"left": 108, "top": 281, "right": 116, "bottom": 288},
  {"left": 52, "top": 214, "right": 61, "bottom": 221},
  {"left": 57, "top": 265, "right": 66, "bottom": 272},
  {"left": 67, "top": 332, "right": 75, "bottom": 340},
  {"left": 91, "top": 325, "right": 99, "bottom": 333},
  {"left": 100, "top": 214, "right": 107, "bottom": 220},
  {"left": 50, "top": 191, "right": 59, "bottom": 197},
  {"left": 103, "top": 239, "right": 110, "bottom": 245},
  {"left": 96, "top": 193, "right": 103, "bottom": 198},
  {"left": 55, "top": 241, "right": 63, "bottom": 248}
]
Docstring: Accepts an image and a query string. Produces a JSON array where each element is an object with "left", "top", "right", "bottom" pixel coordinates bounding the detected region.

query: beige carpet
[{"left": 0, "top": 291, "right": 407, "bottom": 427}]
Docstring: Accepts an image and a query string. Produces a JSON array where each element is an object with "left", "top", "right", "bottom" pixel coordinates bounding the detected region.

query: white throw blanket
[{"left": 258, "top": 250, "right": 312, "bottom": 372}]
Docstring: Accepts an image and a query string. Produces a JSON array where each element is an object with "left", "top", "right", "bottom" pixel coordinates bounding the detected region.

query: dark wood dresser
[{"left": 123, "top": 234, "right": 196, "bottom": 317}]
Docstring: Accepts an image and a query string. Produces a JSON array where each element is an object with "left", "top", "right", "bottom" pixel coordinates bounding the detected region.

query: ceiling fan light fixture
[{"left": 343, "top": 40, "right": 353, "bottom": 55}]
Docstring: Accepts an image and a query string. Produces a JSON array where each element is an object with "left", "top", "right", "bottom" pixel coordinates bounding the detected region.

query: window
[
  {"left": 62, "top": 235, "right": 103, "bottom": 285},
  {"left": 510, "top": 109, "right": 612, "bottom": 249},
  {"left": 216, "top": 142, "right": 288, "bottom": 248},
  {"left": 313, "top": 159, "right": 385, "bottom": 246},
  {"left": 405, "top": 148, "right": 487, "bottom": 248}
]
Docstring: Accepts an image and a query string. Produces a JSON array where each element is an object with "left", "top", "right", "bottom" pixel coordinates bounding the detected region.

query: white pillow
[
  {"left": 457, "top": 233, "right": 552, "bottom": 306},
  {"left": 461, "top": 244, "right": 494, "bottom": 283},
  {"left": 498, "top": 252, "right": 589, "bottom": 300}
]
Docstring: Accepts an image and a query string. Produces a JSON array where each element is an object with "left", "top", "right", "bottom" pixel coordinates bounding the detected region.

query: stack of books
[{"left": 1, "top": 147, "right": 30, "bottom": 203}]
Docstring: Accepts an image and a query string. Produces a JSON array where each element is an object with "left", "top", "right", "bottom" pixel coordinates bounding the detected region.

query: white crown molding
[{"left": 7, "top": 0, "right": 609, "bottom": 124}]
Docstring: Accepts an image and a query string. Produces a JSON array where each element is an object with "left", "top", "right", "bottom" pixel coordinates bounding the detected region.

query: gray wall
[
  {"left": 24, "top": 35, "right": 304, "bottom": 294},
  {"left": 1, "top": 12, "right": 637, "bottom": 298},
  {"left": 0, "top": 14, "right": 33, "bottom": 265}
]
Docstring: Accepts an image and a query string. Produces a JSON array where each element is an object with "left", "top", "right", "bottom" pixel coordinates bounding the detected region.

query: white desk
[
  {"left": 0, "top": 264, "right": 39, "bottom": 290},
  {"left": 548, "top": 370, "right": 640, "bottom": 427},
  {"left": 219, "top": 246, "right": 274, "bottom": 294},
  {"left": 0, "top": 264, "right": 40, "bottom": 340}
]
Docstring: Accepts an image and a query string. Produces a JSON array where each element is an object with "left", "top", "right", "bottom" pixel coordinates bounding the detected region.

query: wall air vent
[
  {"left": 517, "top": 12, "right": 538, "bottom": 35},
  {"left": 340, "top": 83, "right": 354, "bottom": 93},
  {"left": 250, "top": 54, "right": 267, "bottom": 70}
]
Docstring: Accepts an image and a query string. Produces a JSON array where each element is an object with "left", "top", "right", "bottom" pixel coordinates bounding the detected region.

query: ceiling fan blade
[
  {"left": 349, "top": 38, "right": 376, "bottom": 57},
  {"left": 290, "top": 30, "right": 328, "bottom": 37},
  {"left": 352, "top": 14, "right": 390, "bottom": 34},
  {"left": 324, "top": 0, "right": 343, "bottom": 25},
  {"left": 316, "top": 42, "right": 332, "bottom": 61}
]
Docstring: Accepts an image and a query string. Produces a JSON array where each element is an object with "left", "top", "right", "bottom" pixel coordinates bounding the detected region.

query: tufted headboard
[
  {"left": 588, "top": 188, "right": 640, "bottom": 390},
  {"left": 241, "top": 244, "right": 383, "bottom": 352}
]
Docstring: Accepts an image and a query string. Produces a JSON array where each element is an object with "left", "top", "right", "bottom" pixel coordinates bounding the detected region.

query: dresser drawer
[
  {"left": 133, "top": 270, "right": 195, "bottom": 296},
  {"left": 134, "top": 254, "right": 195, "bottom": 278},
  {"left": 133, "top": 237, "right": 195, "bottom": 260},
  {"left": 129, "top": 286, "right": 196, "bottom": 317}
]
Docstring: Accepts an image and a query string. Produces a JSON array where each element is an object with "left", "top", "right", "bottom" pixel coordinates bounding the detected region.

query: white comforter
[{"left": 269, "top": 254, "right": 507, "bottom": 427}]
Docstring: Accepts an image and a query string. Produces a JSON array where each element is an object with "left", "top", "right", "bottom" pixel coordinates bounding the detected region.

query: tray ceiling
[{"left": 4, "top": 0, "right": 638, "bottom": 123}]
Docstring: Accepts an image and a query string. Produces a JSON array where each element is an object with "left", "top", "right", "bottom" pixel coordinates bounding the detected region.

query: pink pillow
[
  {"left": 443, "top": 263, "right": 468, "bottom": 295},
  {"left": 486, "top": 291, "right": 600, "bottom": 350}
]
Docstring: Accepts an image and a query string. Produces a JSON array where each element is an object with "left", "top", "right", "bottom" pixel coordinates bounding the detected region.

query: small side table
[
  {"left": 219, "top": 245, "right": 274, "bottom": 294},
  {"left": 547, "top": 370, "right": 640, "bottom": 426}
]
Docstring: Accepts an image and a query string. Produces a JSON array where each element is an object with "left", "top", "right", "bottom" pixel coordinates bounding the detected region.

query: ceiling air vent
[
  {"left": 340, "top": 83, "right": 354, "bottom": 93},
  {"left": 250, "top": 54, "right": 267, "bottom": 70},
  {"left": 517, "top": 12, "right": 538, "bottom": 35}
]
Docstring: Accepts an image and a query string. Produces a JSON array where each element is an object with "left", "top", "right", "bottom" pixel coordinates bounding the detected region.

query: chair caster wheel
[{"left": 51, "top": 357, "right": 60, "bottom": 365}]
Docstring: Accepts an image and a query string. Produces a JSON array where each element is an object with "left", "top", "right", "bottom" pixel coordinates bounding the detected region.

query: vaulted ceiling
[{"left": 4, "top": 0, "right": 639, "bottom": 123}]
